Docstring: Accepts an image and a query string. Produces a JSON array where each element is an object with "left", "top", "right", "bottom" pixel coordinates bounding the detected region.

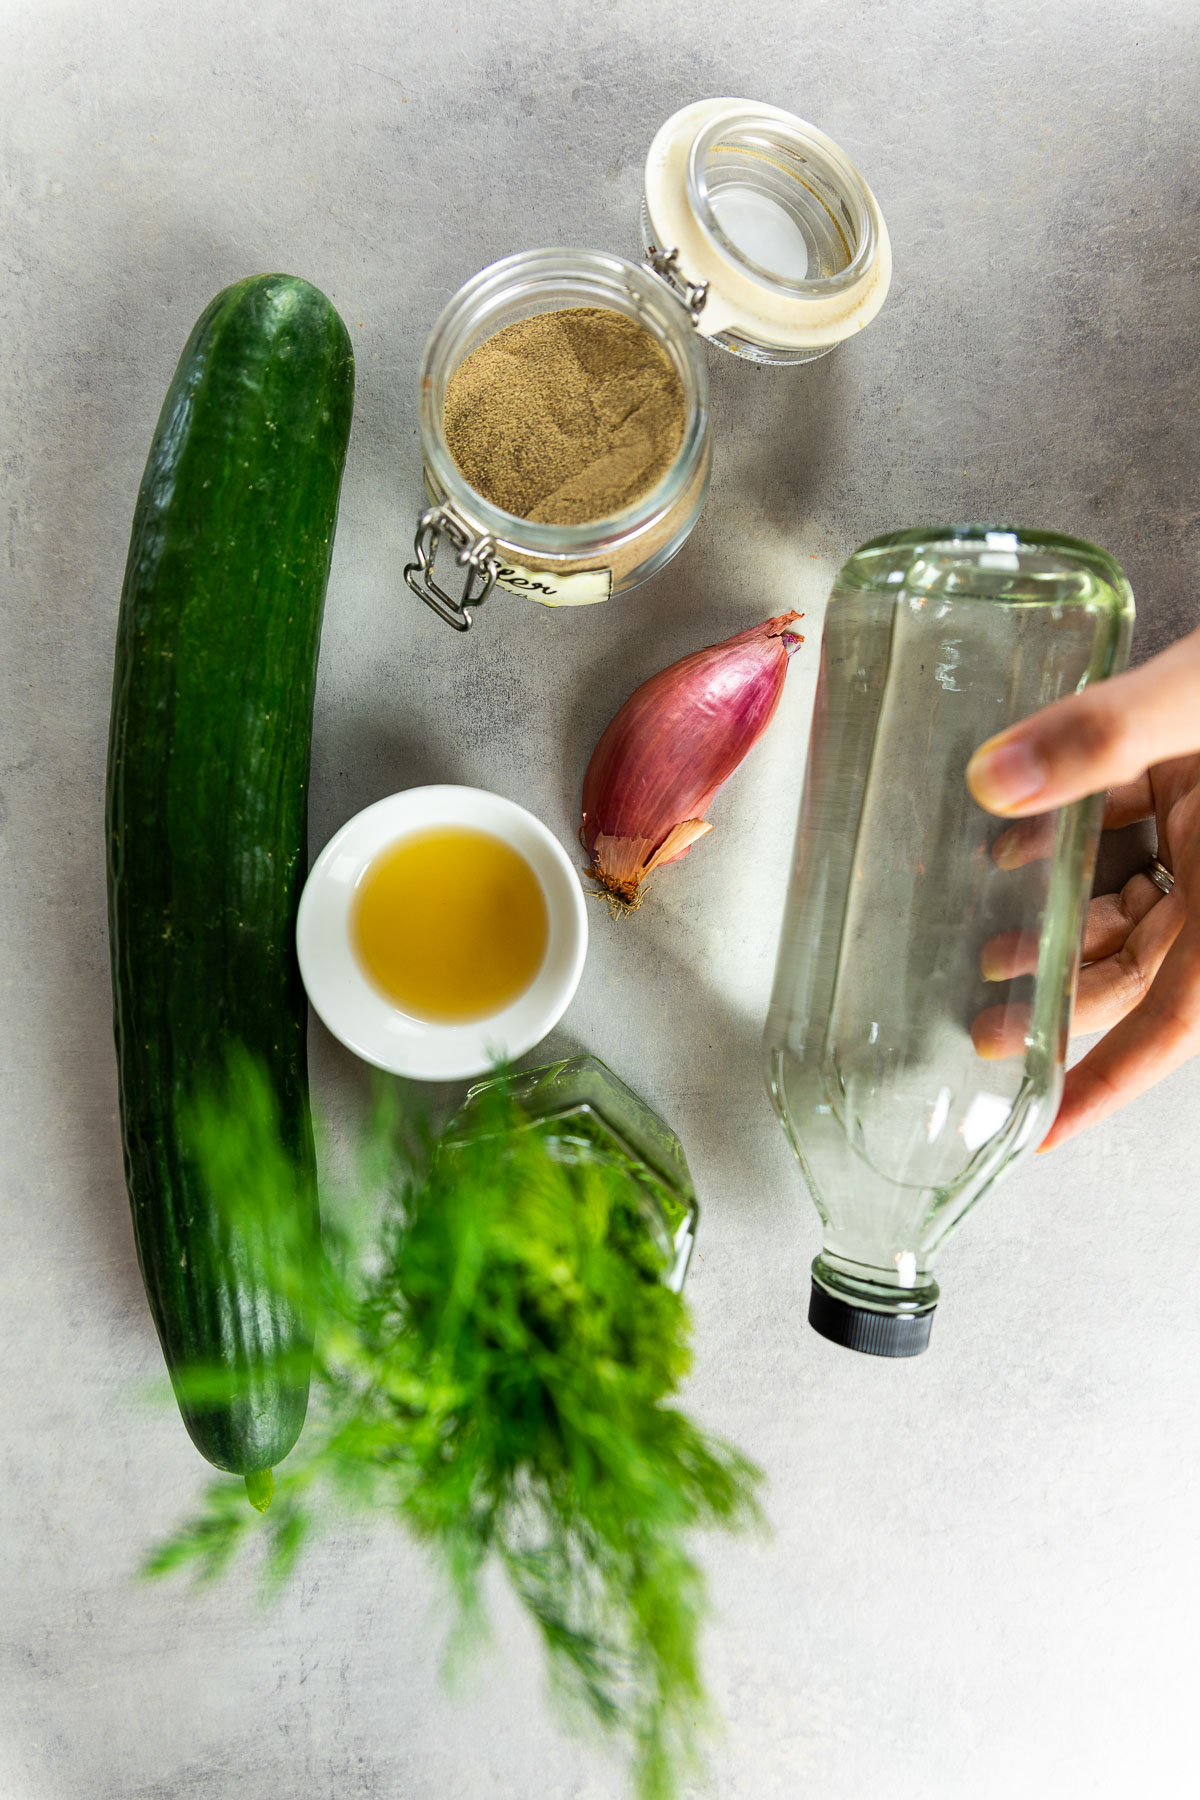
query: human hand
[{"left": 965, "top": 625, "right": 1200, "bottom": 1151}]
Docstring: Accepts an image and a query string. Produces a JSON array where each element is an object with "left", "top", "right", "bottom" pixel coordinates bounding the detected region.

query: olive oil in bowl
[
  {"left": 297, "top": 784, "right": 588, "bottom": 1080},
  {"left": 353, "top": 826, "right": 549, "bottom": 1022}
]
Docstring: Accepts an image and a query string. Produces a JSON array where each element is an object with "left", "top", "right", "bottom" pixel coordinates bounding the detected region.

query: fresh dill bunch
[{"left": 144, "top": 1055, "right": 765, "bottom": 1800}]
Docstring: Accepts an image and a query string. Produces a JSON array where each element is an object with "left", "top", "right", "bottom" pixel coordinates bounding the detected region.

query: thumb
[{"left": 966, "top": 624, "right": 1200, "bottom": 818}]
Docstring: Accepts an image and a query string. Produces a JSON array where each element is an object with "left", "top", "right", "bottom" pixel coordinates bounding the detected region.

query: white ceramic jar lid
[{"left": 643, "top": 98, "right": 892, "bottom": 353}]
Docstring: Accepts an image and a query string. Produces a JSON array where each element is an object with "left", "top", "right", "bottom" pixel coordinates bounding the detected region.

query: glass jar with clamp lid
[{"left": 405, "top": 97, "right": 892, "bottom": 631}]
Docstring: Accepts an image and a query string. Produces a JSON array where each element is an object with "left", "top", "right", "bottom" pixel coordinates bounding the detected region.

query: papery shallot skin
[{"left": 582, "top": 611, "right": 803, "bottom": 904}]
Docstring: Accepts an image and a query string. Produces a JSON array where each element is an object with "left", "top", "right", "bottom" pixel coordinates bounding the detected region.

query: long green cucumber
[{"left": 106, "top": 274, "right": 354, "bottom": 1493}]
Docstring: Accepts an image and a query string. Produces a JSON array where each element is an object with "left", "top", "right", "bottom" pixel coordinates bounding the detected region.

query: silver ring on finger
[{"left": 1145, "top": 854, "right": 1175, "bottom": 897}]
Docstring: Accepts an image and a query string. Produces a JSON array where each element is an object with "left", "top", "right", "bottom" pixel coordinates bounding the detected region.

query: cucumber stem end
[{"left": 244, "top": 1467, "right": 275, "bottom": 1513}]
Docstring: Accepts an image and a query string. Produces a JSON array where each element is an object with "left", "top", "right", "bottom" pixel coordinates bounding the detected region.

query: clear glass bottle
[
  {"left": 450, "top": 1054, "right": 698, "bottom": 1291},
  {"left": 405, "top": 98, "right": 891, "bottom": 630},
  {"left": 764, "top": 527, "right": 1135, "bottom": 1356}
]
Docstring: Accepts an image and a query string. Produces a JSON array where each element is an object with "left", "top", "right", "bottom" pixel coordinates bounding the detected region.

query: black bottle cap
[{"left": 808, "top": 1280, "right": 934, "bottom": 1358}]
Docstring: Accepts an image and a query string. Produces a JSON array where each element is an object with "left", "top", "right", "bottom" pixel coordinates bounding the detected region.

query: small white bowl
[{"left": 297, "top": 786, "right": 588, "bottom": 1081}]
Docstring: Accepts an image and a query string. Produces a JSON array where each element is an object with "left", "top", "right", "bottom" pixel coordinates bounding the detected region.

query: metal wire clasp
[
  {"left": 404, "top": 502, "right": 500, "bottom": 632},
  {"left": 643, "top": 244, "right": 709, "bottom": 326}
]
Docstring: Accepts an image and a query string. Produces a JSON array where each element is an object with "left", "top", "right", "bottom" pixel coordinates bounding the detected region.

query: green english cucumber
[{"left": 106, "top": 274, "right": 354, "bottom": 1492}]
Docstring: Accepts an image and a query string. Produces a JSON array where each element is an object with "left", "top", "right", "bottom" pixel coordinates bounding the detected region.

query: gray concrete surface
[{"left": 3, "top": 2, "right": 1199, "bottom": 1796}]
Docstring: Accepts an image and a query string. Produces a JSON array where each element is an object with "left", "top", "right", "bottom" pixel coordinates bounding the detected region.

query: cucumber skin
[{"left": 106, "top": 275, "right": 354, "bottom": 1475}]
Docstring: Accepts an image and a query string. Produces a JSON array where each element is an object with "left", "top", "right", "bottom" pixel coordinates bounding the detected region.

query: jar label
[{"left": 494, "top": 560, "right": 614, "bottom": 607}]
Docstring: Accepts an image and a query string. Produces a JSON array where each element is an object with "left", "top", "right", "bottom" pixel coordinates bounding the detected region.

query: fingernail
[
  {"left": 967, "top": 737, "right": 1047, "bottom": 812},
  {"left": 992, "top": 827, "right": 1023, "bottom": 871},
  {"left": 979, "top": 946, "right": 1006, "bottom": 981}
]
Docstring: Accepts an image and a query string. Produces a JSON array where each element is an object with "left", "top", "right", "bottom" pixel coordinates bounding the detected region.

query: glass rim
[
  {"left": 419, "top": 247, "right": 710, "bottom": 556},
  {"left": 841, "top": 523, "right": 1136, "bottom": 613},
  {"left": 686, "top": 109, "right": 878, "bottom": 298}
]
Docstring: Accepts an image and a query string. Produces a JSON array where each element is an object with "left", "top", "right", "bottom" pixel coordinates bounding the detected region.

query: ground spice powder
[{"left": 442, "top": 306, "right": 687, "bottom": 526}]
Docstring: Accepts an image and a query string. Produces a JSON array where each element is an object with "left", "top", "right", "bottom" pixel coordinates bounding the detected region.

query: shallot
[{"left": 582, "top": 611, "right": 803, "bottom": 907}]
